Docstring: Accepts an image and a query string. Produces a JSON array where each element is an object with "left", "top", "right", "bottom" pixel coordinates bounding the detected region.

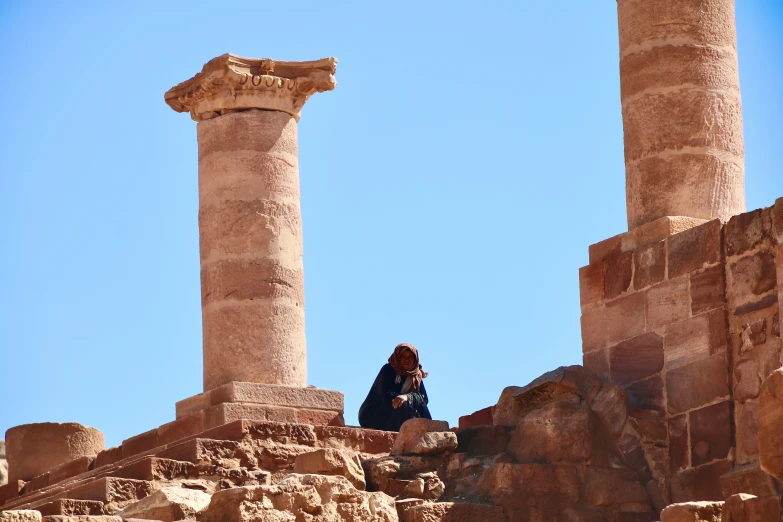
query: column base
[{"left": 175, "top": 382, "right": 345, "bottom": 429}]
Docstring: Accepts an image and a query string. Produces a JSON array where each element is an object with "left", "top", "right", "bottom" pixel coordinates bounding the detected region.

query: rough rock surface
[
  {"left": 0, "top": 512, "right": 41, "bottom": 522},
  {"left": 660, "top": 501, "right": 723, "bottom": 522},
  {"left": 0, "top": 440, "right": 7, "bottom": 486},
  {"left": 293, "top": 449, "right": 366, "bottom": 490},
  {"left": 119, "top": 486, "right": 211, "bottom": 521},
  {"left": 198, "top": 474, "right": 397, "bottom": 522},
  {"left": 723, "top": 492, "right": 783, "bottom": 521},
  {"left": 760, "top": 368, "right": 783, "bottom": 481},
  {"left": 391, "top": 420, "right": 456, "bottom": 456}
]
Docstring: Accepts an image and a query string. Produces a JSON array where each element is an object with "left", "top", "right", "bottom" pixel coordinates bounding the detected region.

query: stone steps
[{"left": 0, "top": 420, "right": 395, "bottom": 512}]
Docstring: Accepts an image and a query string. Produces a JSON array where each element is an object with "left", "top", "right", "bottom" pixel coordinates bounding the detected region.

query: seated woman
[{"left": 358, "top": 343, "right": 432, "bottom": 431}]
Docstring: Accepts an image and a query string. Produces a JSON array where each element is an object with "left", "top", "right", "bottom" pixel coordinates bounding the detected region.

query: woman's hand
[{"left": 392, "top": 395, "right": 409, "bottom": 409}]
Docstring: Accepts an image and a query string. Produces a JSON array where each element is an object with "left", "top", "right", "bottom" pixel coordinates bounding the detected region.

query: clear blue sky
[{"left": 1, "top": 1, "right": 781, "bottom": 448}]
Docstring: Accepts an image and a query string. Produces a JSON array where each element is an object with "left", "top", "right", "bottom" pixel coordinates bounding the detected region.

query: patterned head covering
[{"left": 388, "top": 343, "right": 428, "bottom": 392}]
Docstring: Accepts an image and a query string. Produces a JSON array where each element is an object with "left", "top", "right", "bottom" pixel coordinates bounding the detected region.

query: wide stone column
[
  {"left": 165, "top": 55, "right": 344, "bottom": 427},
  {"left": 618, "top": 0, "right": 746, "bottom": 230}
]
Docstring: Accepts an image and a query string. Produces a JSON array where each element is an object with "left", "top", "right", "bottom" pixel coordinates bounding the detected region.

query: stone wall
[{"left": 579, "top": 198, "right": 783, "bottom": 503}]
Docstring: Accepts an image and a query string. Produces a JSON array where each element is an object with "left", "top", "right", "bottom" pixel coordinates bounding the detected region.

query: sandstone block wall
[{"left": 580, "top": 197, "right": 783, "bottom": 503}]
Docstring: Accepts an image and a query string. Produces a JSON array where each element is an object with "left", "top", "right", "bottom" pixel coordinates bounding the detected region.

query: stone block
[
  {"left": 399, "top": 502, "right": 506, "bottom": 522},
  {"left": 737, "top": 401, "right": 760, "bottom": 459},
  {"left": 690, "top": 265, "right": 726, "bottom": 315},
  {"left": 493, "top": 366, "right": 600, "bottom": 426},
  {"left": 725, "top": 209, "right": 769, "bottom": 257},
  {"left": 627, "top": 153, "right": 743, "bottom": 231},
  {"left": 580, "top": 262, "right": 605, "bottom": 307},
  {"left": 583, "top": 347, "right": 610, "bottom": 381},
  {"left": 112, "top": 457, "right": 194, "bottom": 482},
  {"left": 121, "top": 430, "right": 159, "bottom": 460},
  {"left": 582, "top": 292, "right": 646, "bottom": 353},
  {"left": 583, "top": 466, "right": 649, "bottom": 507},
  {"left": 734, "top": 294, "right": 779, "bottom": 316},
  {"left": 671, "top": 459, "right": 733, "bottom": 503},
  {"left": 729, "top": 252, "right": 778, "bottom": 306},
  {"left": 627, "top": 374, "right": 665, "bottom": 413},
  {"left": 660, "top": 501, "right": 723, "bottom": 522},
  {"left": 668, "top": 414, "right": 688, "bottom": 474},
  {"left": 157, "top": 413, "right": 204, "bottom": 447},
  {"left": 313, "top": 425, "right": 395, "bottom": 455},
  {"left": 457, "top": 406, "right": 493, "bottom": 430},
  {"left": 605, "top": 251, "right": 634, "bottom": 300},
  {"left": 760, "top": 369, "right": 783, "bottom": 481},
  {"left": 200, "top": 258, "right": 304, "bottom": 306},
  {"left": 618, "top": 433, "right": 653, "bottom": 484},
  {"left": 590, "top": 382, "right": 628, "bottom": 438},
  {"left": 647, "top": 277, "right": 690, "bottom": 331},
  {"left": 668, "top": 220, "right": 723, "bottom": 280},
  {"left": 176, "top": 382, "right": 344, "bottom": 419},
  {"left": 720, "top": 462, "right": 783, "bottom": 498},
  {"left": 0, "top": 512, "right": 42, "bottom": 522},
  {"left": 0, "top": 480, "right": 24, "bottom": 507},
  {"left": 690, "top": 401, "right": 732, "bottom": 466},
  {"left": 42, "top": 517, "right": 121, "bottom": 522},
  {"left": 36, "top": 500, "right": 105, "bottom": 517},
  {"left": 589, "top": 234, "right": 623, "bottom": 264},
  {"left": 118, "top": 486, "right": 211, "bottom": 522},
  {"left": 723, "top": 493, "right": 783, "bottom": 522},
  {"left": 610, "top": 332, "right": 664, "bottom": 385},
  {"left": 665, "top": 309, "right": 727, "bottom": 371},
  {"left": 620, "top": 43, "right": 738, "bottom": 100},
  {"left": 622, "top": 86, "right": 743, "bottom": 161},
  {"left": 666, "top": 355, "right": 730, "bottom": 415},
  {"left": 508, "top": 402, "right": 593, "bottom": 463},
  {"left": 293, "top": 448, "right": 365, "bottom": 490},
  {"left": 5, "top": 423, "right": 105, "bottom": 482},
  {"left": 155, "top": 438, "right": 238, "bottom": 470},
  {"left": 477, "top": 463, "right": 580, "bottom": 511},
  {"left": 735, "top": 358, "right": 761, "bottom": 403},
  {"left": 391, "top": 419, "right": 455, "bottom": 456},
  {"left": 456, "top": 425, "right": 509, "bottom": 455},
  {"left": 65, "top": 478, "right": 152, "bottom": 510},
  {"left": 634, "top": 241, "right": 666, "bottom": 291},
  {"left": 94, "top": 448, "right": 122, "bottom": 470},
  {"left": 628, "top": 417, "right": 667, "bottom": 441}
]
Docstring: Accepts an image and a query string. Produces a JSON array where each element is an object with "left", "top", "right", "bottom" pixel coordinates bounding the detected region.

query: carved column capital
[{"left": 165, "top": 54, "right": 337, "bottom": 122}]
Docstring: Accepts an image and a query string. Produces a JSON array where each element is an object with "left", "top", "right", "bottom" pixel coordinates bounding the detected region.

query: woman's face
[{"left": 400, "top": 349, "right": 416, "bottom": 371}]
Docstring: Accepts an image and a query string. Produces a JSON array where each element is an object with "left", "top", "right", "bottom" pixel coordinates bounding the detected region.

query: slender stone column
[
  {"left": 618, "top": 0, "right": 745, "bottom": 230},
  {"left": 165, "top": 55, "right": 336, "bottom": 391}
]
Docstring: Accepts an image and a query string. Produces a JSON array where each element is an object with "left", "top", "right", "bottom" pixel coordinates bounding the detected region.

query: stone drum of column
[
  {"left": 5, "top": 422, "right": 104, "bottom": 482},
  {"left": 618, "top": 0, "right": 745, "bottom": 230},
  {"left": 198, "top": 110, "right": 306, "bottom": 390}
]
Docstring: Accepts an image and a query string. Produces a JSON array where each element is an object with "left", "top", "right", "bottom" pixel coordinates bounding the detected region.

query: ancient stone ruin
[{"left": 2, "top": 0, "right": 783, "bottom": 521}]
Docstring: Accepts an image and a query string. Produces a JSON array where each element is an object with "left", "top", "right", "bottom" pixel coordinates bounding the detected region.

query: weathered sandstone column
[
  {"left": 5, "top": 423, "right": 104, "bottom": 482},
  {"left": 618, "top": 0, "right": 745, "bottom": 230},
  {"left": 165, "top": 55, "right": 336, "bottom": 391}
]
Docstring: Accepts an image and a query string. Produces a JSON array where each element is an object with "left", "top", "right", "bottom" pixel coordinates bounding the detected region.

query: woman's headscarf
[{"left": 388, "top": 343, "right": 428, "bottom": 392}]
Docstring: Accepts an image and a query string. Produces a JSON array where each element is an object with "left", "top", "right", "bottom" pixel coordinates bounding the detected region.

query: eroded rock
[
  {"left": 0, "top": 440, "right": 7, "bottom": 486},
  {"left": 493, "top": 366, "right": 600, "bottom": 427},
  {"left": 198, "top": 474, "right": 397, "bottom": 522},
  {"left": 660, "top": 501, "right": 723, "bottom": 522},
  {"left": 760, "top": 368, "right": 783, "bottom": 481},
  {"left": 120, "top": 486, "right": 211, "bottom": 521},
  {"left": 293, "top": 448, "right": 365, "bottom": 490},
  {"left": 391, "top": 419, "right": 456, "bottom": 456}
]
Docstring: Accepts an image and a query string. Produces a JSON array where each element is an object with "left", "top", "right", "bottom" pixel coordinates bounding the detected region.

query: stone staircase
[{"left": 0, "top": 419, "right": 395, "bottom": 518}]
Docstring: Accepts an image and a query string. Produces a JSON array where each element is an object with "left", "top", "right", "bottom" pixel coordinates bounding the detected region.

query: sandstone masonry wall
[{"left": 580, "top": 197, "right": 783, "bottom": 503}]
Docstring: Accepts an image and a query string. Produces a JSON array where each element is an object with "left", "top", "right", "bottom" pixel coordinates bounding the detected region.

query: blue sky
[{"left": 1, "top": 1, "right": 781, "bottom": 448}]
